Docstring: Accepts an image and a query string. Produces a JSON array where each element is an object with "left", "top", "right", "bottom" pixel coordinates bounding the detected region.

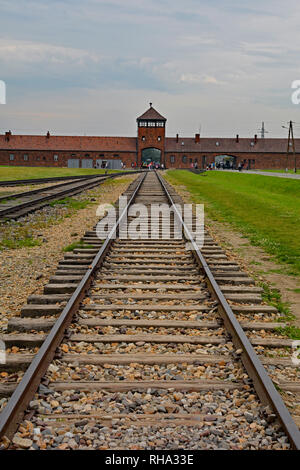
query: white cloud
[
  {"left": 177, "top": 35, "right": 219, "bottom": 47},
  {"left": 180, "top": 74, "right": 225, "bottom": 85},
  {"left": 0, "top": 39, "right": 100, "bottom": 65}
]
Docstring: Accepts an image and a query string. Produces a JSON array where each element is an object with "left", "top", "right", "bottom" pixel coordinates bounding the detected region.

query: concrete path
[{"left": 219, "top": 169, "right": 300, "bottom": 180}]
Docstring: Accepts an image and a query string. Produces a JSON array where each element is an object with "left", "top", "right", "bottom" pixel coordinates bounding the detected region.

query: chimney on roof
[
  {"left": 254, "top": 134, "right": 258, "bottom": 144},
  {"left": 5, "top": 130, "right": 12, "bottom": 142},
  {"left": 46, "top": 131, "right": 50, "bottom": 139},
  {"left": 176, "top": 133, "right": 179, "bottom": 143},
  {"left": 149, "top": 102, "right": 152, "bottom": 108},
  {"left": 195, "top": 133, "right": 200, "bottom": 143},
  {"left": 236, "top": 134, "right": 239, "bottom": 143}
]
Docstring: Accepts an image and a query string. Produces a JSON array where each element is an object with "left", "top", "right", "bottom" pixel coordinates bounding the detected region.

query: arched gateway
[
  {"left": 215, "top": 154, "right": 237, "bottom": 169},
  {"left": 141, "top": 148, "right": 161, "bottom": 165}
]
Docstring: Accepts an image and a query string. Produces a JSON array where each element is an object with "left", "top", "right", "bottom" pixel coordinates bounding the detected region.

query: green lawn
[
  {"left": 165, "top": 170, "right": 300, "bottom": 276},
  {"left": 0, "top": 166, "right": 125, "bottom": 181}
]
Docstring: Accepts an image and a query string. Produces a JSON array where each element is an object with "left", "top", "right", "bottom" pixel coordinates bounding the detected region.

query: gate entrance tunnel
[
  {"left": 141, "top": 148, "right": 161, "bottom": 166},
  {"left": 215, "top": 155, "right": 236, "bottom": 169}
]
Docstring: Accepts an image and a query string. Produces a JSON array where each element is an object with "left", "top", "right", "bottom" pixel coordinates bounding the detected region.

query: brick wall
[
  {"left": 165, "top": 152, "right": 299, "bottom": 170},
  {"left": 0, "top": 150, "right": 137, "bottom": 168},
  {"left": 1, "top": 147, "right": 299, "bottom": 170},
  {"left": 137, "top": 126, "right": 165, "bottom": 165}
]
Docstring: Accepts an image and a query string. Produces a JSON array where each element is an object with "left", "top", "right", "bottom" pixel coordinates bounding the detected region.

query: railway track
[
  {"left": 0, "top": 171, "right": 300, "bottom": 450},
  {"left": 0, "top": 171, "right": 141, "bottom": 221},
  {"left": 0, "top": 174, "right": 109, "bottom": 188}
]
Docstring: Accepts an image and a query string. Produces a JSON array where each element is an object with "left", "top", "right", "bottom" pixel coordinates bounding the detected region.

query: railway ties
[{"left": 0, "top": 171, "right": 300, "bottom": 450}]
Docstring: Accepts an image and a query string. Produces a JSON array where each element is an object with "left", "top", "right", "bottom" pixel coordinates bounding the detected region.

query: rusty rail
[{"left": 156, "top": 170, "right": 300, "bottom": 450}]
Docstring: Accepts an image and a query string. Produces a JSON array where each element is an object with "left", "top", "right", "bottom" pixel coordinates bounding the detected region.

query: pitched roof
[
  {"left": 137, "top": 105, "right": 166, "bottom": 121},
  {"left": 166, "top": 137, "right": 298, "bottom": 153},
  {"left": 0, "top": 135, "right": 137, "bottom": 152}
]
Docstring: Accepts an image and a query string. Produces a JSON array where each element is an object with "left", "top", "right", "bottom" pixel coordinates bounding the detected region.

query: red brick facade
[
  {"left": 137, "top": 127, "right": 166, "bottom": 167},
  {"left": 0, "top": 105, "right": 299, "bottom": 170}
]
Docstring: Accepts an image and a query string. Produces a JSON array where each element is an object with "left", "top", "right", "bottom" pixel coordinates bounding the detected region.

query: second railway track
[
  {"left": 0, "top": 171, "right": 300, "bottom": 450},
  {"left": 0, "top": 171, "right": 142, "bottom": 221}
]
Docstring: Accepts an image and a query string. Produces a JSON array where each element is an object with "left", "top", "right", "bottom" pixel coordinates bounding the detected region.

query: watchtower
[{"left": 137, "top": 103, "right": 166, "bottom": 166}]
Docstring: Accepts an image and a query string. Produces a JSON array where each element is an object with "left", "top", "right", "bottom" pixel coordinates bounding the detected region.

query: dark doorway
[
  {"left": 142, "top": 148, "right": 161, "bottom": 165},
  {"left": 215, "top": 155, "right": 237, "bottom": 169}
]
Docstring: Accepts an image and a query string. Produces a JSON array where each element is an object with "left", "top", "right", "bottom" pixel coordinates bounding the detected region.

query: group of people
[
  {"left": 190, "top": 162, "right": 199, "bottom": 170},
  {"left": 215, "top": 161, "right": 234, "bottom": 170},
  {"left": 205, "top": 161, "right": 245, "bottom": 171},
  {"left": 141, "top": 162, "right": 165, "bottom": 170}
]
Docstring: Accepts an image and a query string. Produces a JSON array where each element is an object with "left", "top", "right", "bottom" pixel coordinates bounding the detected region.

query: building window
[
  {"left": 189, "top": 158, "right": 193, "bottom": 163},
  {"left": 142, "top": 136, "right": 146, "bottom": 141},
  {"left": 43, "top": 156, "right": 46, "bottom": 161},
  {"left": 182, "top": 155, "right": 187, "bottom": 163},
  {"left": 54, "top": 155, "right": 58, "bottom": 161},
  {"left": 113, "top": 154, "right": 119, "bottom": 158},
  {"left": 71, "top": 154, "right": 76, "bottom": 157},
  {"left": 148, "top": 121, "right": 155, "bottom": 127},
  {"left": 9, "top": 154, "right": 14, "bottom": 161},
  {"left": 36, "top": 156, "right": 40, "bottom": 161},
  {"left": 157, "top": 136, "right": 161, "bottom": 142},
  {"left": 157, "top": 122, "right": 164, "bottom": 127},
  {"left": 85, "top": 154, "right": 90, "bottom": 157},
  {"left": 23, "top": 154, "right": 28, "bottom": 161},
  {"left": 99, "top": 154, "right": 104, "bottom": 157},
  {"left": 170, "top": 155, "right": 175, "bottom": 164},
  {"left": 216, "top": 142, "right": 220, "bottom": 147}
]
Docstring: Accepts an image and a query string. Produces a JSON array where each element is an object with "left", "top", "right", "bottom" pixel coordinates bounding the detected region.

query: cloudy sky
[{"left": 1, "top": 0, "right": 300, "bottom": 137}]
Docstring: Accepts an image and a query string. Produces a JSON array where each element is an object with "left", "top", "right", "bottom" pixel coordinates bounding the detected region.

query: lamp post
[{"left": 282, "top": 121, "right": 297, "bottom": 173}]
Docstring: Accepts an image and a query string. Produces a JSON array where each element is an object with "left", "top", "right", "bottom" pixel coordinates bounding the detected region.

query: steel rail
[
  {"left": 0, "top": 176, "right": 102, "bottom": 203},
  {"left": 0, "top": 172, "right": 147, "bottom": 440},
  {"left": 155, "top": 170, "right": 300, "bottom": 450},
  {"left": 0, "top": 174, "right": 100, "bottom": 187}
]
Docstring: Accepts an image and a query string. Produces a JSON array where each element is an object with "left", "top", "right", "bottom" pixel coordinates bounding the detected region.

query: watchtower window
[{"left": 148, "top": 121, "right": 155, "bottom": 127}]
